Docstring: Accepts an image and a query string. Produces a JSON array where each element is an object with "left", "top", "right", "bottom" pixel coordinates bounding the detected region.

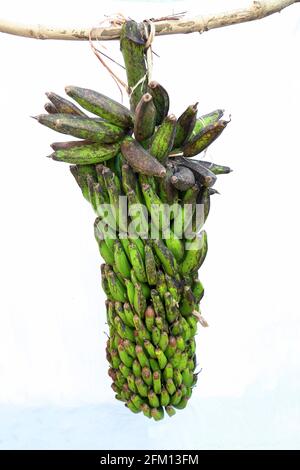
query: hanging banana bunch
[{"left": 34, "top": 20, "right": 231, "bottom": 420}]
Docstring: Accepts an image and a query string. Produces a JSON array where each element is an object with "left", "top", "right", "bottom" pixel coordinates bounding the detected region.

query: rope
[
  {"left": 89, "top": 17, "right": 156, "bottom": 102},
  {"left": 89, "top": 15, "right": 129, "bottom": 101}
]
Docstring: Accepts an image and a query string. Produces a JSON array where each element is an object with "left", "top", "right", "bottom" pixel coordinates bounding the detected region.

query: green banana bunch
[{"left": 35, "top": 19, "right": 232, "bottom": 420}]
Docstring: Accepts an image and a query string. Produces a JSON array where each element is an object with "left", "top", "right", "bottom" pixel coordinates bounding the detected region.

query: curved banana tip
[
  {"left": 64, "top": 86, "right": 73, "bottom": 95},
  {"left": 148, "top": 80, "right": 158, "bottom": 89},
  {"left": 224, "top": 113, "right": 232, "bottom": 124},
  {"left": 30, "top": 115, "right": 39, "bottom": 120},
  {"left": 211, "top": 189, "right": 220, "bottom": 195}
]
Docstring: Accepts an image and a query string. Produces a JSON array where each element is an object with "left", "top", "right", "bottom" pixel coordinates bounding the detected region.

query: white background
[{"left": 0, "top": 0, "right": 299, "bottom": 449}]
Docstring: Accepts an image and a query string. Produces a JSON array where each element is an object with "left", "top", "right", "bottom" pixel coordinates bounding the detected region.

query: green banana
[
  {"left": 158, "top": 331, "right": 169, "bottom": 352},
  {"left": 192, "top": 279, "right": 205, "bottom": 303},
  {"left": 52, "top": 139, "right": 93, "bottom": 151},
  {"left": 156, "top": 270, "right": 168, "bottom": 300},
  {"left": 129, "top": 242, "right": 147, "bottom": 283},
  {"left": 177, "top": 158, "right": 217, "bottom": 187},
  {"left": 166, "top": 378, "right": 176, "bottom": 395},
  {"left": 141, "top": 183, "right": 169, "bottom": 233},
  {"left": 196, "top": 160, "right": 232, "bottom": 175},
  {"left": 151, "top": 289, "right": 166, "bottom": 318},
  {"left": 149, "top": 358, "right": 160, "bottom": 372},
  {"left": 107, "top": 270, "right": 127, "bottom": 302},
  {"left": 123, "top": 302, "right": 135, "bottom": 328},
  {"left": 189, "top": 109, "right": 224, "bottom": 140},
  {"left": 174, "top": 396, "right": 189, "bottom": 410},
  {"left": 132, "top": 359, "right": 142, "bottom": 377},
  {"left": 181, "top": 231, "right": 208, "bottom": 275},
  {"left": 121, "top": 138, "right": 166, "bottom": 178},
  {"left": 127, "top": 189, "right": 148, "bottom": 238},
  {"left": 165, "top": 292, "right": 179, "bottom": 323},
  {"left": 35, "top": 113, "right": 126, "bottom": 143},
  {"left": 183, "top": 120, "right": 229, "bottom": 157},
  {"left": 148, "top": 81, "right": 169, "bottom": 125},
  {"left": 99, "top": 239, "right": 114, "bottom": 265},
  {"left": 105, "top": 298, "right": 115, "bottom": 325},
  {"left": 144, "top": 243, "right": 157, "bottom": 286},
  {"left": 182, "top": 368, "right": 194, "bottom": 388},
  {"left": 124, "top": 279, "right": 135, "bottom": 309},
  {"left": 101, "top": 268, "right": 112, "bottom": 300},
  {"left": 155, "top": 316, "right": 167, "bottom": 331},
  {"left": 46, "top": 91, "right": 87, "bottom": 116},
  {"left": 114, "top": 317, "right": 135, "bottom": 342},
  {"left": 165, "top": 277, "right": 181, "bottom": 304},
  {"left": 130, "top": 271, "right": 150, "bottom": 300},
  {"left": 173, "top": 369, "right": 183, "bottom": 387},
  {"left": 136, "top": 345, "right": 150, "bottom": 368},
  {"left": 134, "top": 93, "right": 156, "bottom": 142},
  {"left": 155, "top": 348, "right": 168, "bottom": 369},
  {"left": 127, "top": 373, "right": 137, "bottom": 393},
  {"left": 103, "top": 167, "right": 127, "bottom": 232},
  {"left": 128, "top": 236, "right": 145, "bottom": 259},
  {"left": 114, "top": 240, "right": 131, "bottom": 279},
  {"left": 143, "top": 340, "right": 156, "bottom": 359},
  {"left": 151, "top": 239, "right": 178, "bottom": 277},
  {"left": 65, "top": 86, "right": 133, "bottom": 128},
  {"left": 95, "top": 164, "right": 110, "bottom": 201},
  {"left": 165, "top": 405, "right": 176, "bottom": 417},
  {"left": 151, "top": 327, "right": 161, "bottom": 346},
  {"left": 183, "top": 184, "right": 199, "bottom": 205},
  {"left": 150, "top": 114, "right": 177, "bottom": 163},
  {"left": 135, "top": 377, "right": 148, "bottom": 397},
  {"left": 153, "top": 370, "right": 162, "bottom": 394},
  {"left": 119, "top": 362, "right": 131, "bottom": 379},
  {"left": 69, "top": 165, "right": 89, "bottom": 200},
  {"left": 141, "top": 403, "right": 151, "bottom": 418},
  {"left": 164, "top": 231, "right": 185, "bottom": 262},
  {"left": 50, "top": 141, "right": 120, "bottom": 164},
  {"left": 158, "top": 163, "right": 178, "bottom": 205},
  {"left": 121, "top": 163, "right": 143, "bottom": 202},
  {"left": 141, "top": 367, "right": 152, "bottom": 386},
  {"left": 131, "top": 394, "right": 144, "bottom": 409},
  {"left": 171, "top": 167, "right": 195, "bottom": 191},
  {"left": 133, "top": 283, "right": 147, "bottom": 317},
  {"left": 173, "top": 103, "right": 198, "bottom": 148},
  {"left": 118, "top": 342, "right": 133, "bottom": 368},
  {"left": 179, "top": 285, "right": 197, "bottom": 316},
  {"left": 160, "top": 388, "right": 170, "bottom": 407},
  {"left": 44, "top": 102, "right": 57, "bottom": 114},
  {"left": 148, "top": 390, "right": 160, "bottom": 408},
  {"left": 145, "top": 306, "right": 155, "bottom": 331}
]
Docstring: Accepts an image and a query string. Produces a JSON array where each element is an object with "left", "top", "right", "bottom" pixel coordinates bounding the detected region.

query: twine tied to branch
[{"left": 89, "top": 16, "right": 156, "bottom": 103}]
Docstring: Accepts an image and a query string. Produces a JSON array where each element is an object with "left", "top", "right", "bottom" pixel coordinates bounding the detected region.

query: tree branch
[{"left": 0, "top": 0, "right": 298, "bottom": 41}]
